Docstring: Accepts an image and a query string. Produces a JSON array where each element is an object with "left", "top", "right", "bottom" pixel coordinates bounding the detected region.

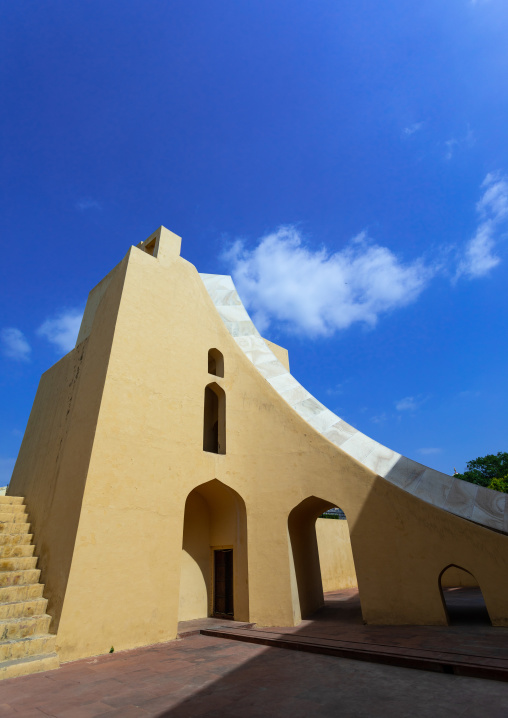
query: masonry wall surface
[
  {"left": 8, "top": 236, "right": 508, "bottom": 663},
  {"left": 8, "top": 256, "right": 128, "bottom": 633},
  {"left": 179, "top": 491, "right": 211, "bottom": 622},
  {"left": 315, "top": 519, "right": 477, "bottom": 591},
  {"left": 316, "top": 518, "right": 358, "bottom": 592}
]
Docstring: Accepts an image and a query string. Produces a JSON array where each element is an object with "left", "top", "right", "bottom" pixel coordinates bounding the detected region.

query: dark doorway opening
[
  {"left": 213, "top": 549, "right": 234, "bottom": 618},
  {"left": 439, "top": 565, "right": 491, "bottom": 626},
  {"left": 288, "top": 495, "right": 360, "bottom": 623}
]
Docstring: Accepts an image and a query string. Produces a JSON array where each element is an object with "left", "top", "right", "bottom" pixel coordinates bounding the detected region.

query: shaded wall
[
  {"left": 8, "top": 257, "right": 128, "bottom": 633},
  {"left": 315, "top": 519, "right": 476, "bottom": 591},
  {"left": 316, "top": 518, "right": 358, "bottom": 591},
  {"left": 179, "top": 491, "right": 210, "bottom": 621}
]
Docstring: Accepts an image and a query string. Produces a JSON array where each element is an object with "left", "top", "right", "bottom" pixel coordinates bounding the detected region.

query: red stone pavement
[
  {"left": 251, "top": 588, "right": 508, "bottom": 660},
  {"left": 0, "top": 588, "right": 507, "bottom": 717}
]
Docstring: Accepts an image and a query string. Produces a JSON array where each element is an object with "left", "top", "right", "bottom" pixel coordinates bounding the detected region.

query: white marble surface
[
  {"left": 444, "top": 479, "right": 478, "bottom": 520},
  {"left": 200, "top": 272, "right": 508, "bottom": 535}
]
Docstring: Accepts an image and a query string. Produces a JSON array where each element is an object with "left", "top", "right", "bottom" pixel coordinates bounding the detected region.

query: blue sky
[{"left": 1, "top": 0, "right": 508, "bottom": 484}]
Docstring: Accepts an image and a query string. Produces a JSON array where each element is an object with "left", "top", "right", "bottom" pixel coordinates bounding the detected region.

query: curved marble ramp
[{"left": 200, "top": 273, "right": 508, "bottom": 535}]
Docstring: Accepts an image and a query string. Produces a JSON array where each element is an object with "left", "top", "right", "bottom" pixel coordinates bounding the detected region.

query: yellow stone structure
[{"left": 3, "top": 226, "right": 508, "bottom": 677}]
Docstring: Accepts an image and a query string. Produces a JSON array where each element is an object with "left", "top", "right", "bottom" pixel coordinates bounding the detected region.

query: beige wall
[
  {"left": 9, "top": 233, "right": 508, "bottom": 663},
  {"left": 263, "top": 339, "right": 289, "bottom": 372},
  {"left": 8, "top": 256, "right": 128, "bottom": 634},
  {"left": 315, "top": 520, "right": 478, "bottom": 591},
  {"left": 179, "top": 491, "right": 211, "bottom": 621},
  {"left": 316, "top": 518, "right": 358, "bottom": 592}
]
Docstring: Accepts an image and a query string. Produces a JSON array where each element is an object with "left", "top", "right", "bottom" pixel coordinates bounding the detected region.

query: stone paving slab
[
  {"left": 201, "top": 625, "right": 508, "bottom": 682},
  {"left": 1, "top": 588, "right": 508, "bottom": 716},
  {"left": 197, "top": 587, "right": 507, "bottom": 682},
  {"left": 1, "top": 634, "right": 508, "bottom": 717},
  {"left": 272, "top": 588, "right": 508, "bottom": 656}
]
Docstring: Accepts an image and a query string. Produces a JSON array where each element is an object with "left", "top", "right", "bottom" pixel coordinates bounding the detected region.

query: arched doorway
[
  {"left": 439, "top": 564, "right": 491, "bottom": 626},
  {"left": 178, "top": 479, "right": 248, "bottom": 622},
  {"left": 288, "top": 496, "right": 359, "bottom": 623}
]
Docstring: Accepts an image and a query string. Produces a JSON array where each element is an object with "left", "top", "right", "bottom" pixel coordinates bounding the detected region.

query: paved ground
[
  {"left": 1, "top": 588, "right": 508, "bottom": 718},
  {"left": 1, "top": 633, "right": 508, "bottom": 717},
  {"left": 252, "top": 588, "right": 508, "bottom": 660}
]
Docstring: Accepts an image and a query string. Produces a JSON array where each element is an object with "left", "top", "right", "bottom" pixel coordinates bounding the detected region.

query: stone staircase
[{"left": 0, "top": 495, "right": 59, "bottom": 680}]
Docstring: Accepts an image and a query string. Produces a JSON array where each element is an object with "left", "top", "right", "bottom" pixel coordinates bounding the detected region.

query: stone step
[
  {"left": 0, "top": 569, "right": 40, "bottom": 588},
  {"left": 204, "top": 626, "right": 508, "bottom": 683},
  {"left": 0, "top": 497, "right": 24, "bottom": 506},
  {"left": 0, "top": 504, "right": 27, "bottom": 515},
  {"left": 0, "top": 597, "right": 47, "bottom": 621},
  {"left": 0, "top": 633, "right": 56, "bottom": 662},
  {"left": 0, "top": 652, "right": 59, "bottom": 680},
  {"left": 0, "top": 583, "right": 44, "bottom": 604},
  {"left": 0, "top": 496, "right": 59, "bottom": 681},
  {"left": 0, "top": 614, "right": 51, "bottom": 641},
  {"left": 0, "top": 556, "right": 37, "bottom": 572},
  {"left": 0, "top": 523, "right": 31, "bottom": 536},
  {"left": 0, "top": 512, "right": 28, "bottom": 524},
  {"left": 0, "top": 533, "right": 32, "bottom": 547},
  {"left": 0, "top": 544, "right": 35, "bottom": 559}
]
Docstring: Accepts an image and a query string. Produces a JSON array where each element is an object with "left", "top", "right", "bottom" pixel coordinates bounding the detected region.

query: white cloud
[
  {"left": 456, "top": 172, "right": 508, "bottom": 280},
  {"left": 222, "top": 174, "right": 505, "bottom": 338},
  {"left": 224, "top": 227, "right": 433, "bottom": 337},
  {"left": 326, "top": 383, "right": 346, "bottom": 397},
  {"left": 0, "top": 328, "right": 31, "bottom": 361},
  {"left": 403, "top": 122, "right": 424, "bottom": 137},
  {"left": 457, "top": 390, "right": 481, "bottom": 398},
  {"left": 0, "top": 457, "right": 15, "bottom": 486},
  {"left": 395, "top": 396, "right": 417, "bottom": 411},
  {"left": 417, "top": 447, "right": 443, "bottom": 456},
  {"left": 395, "top": 395, "right": 428, "bottom": 412},
  {"left": 457, "top": 222, "right": 499, "bottom": 278},
  {"left": 444, "top": 126, "right": 474, "bottom": 161},
  {"left": 37, "top": 309, "right": 84, "bottom": 353},
  {"left": 444, "top": 138, "right": 458, "bottom": 161},
  {"left": 76, "top": 198, "right": 101, "bottom": 211},
  {"left": 477, "top": 171, "right": 508, "bottom": 219}
]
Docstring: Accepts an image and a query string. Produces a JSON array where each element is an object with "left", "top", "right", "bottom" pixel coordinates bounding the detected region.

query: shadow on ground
[
  {"left": 1, "top": 589, "right": 507, "bottom": 718},
  {"left": 156, "top": 588, "right": 508, "bottom": 718}
]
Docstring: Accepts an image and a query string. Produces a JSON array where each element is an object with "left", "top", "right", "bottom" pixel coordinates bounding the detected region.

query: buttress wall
[{"left": 8, "top": 254, "right": 129, "bottom": 632}]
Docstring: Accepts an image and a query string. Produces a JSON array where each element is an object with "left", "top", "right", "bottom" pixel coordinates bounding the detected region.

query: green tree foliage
[
  {"left": 487, "top": 477, "right": 508, "bottom": 494},
  {"left": 455, "top": 452, "right": 508, "bottom": 492}
]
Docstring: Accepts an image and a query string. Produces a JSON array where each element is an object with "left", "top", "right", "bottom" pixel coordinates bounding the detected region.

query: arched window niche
[
  {"left": 208, "top": 349, "right": 224, "bottom": 378},
  {"left": 203, "top": 382, "right": 226, "bottom": 454}
]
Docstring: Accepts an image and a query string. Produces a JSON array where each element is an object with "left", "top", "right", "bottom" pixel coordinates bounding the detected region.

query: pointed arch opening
[
  {"left": 439, "top": 564, "right": 491, "bottom": 626},
  {"left": 178, "top": 479, "right": 248, "bottom": 623},
  {"left": 208, "top": 348, "right": 224, "bottom": 378},
  {"left": 203, "top": 382, "right": 226, "bottom": 454},
  {"left": 288, "top": 496, "right": 359, "bottom": 624}
]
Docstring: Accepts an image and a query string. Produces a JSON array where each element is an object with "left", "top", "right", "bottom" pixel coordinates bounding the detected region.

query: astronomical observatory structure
[{"left": 2, "top": 226, "right": 508, "bottom": 678}]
